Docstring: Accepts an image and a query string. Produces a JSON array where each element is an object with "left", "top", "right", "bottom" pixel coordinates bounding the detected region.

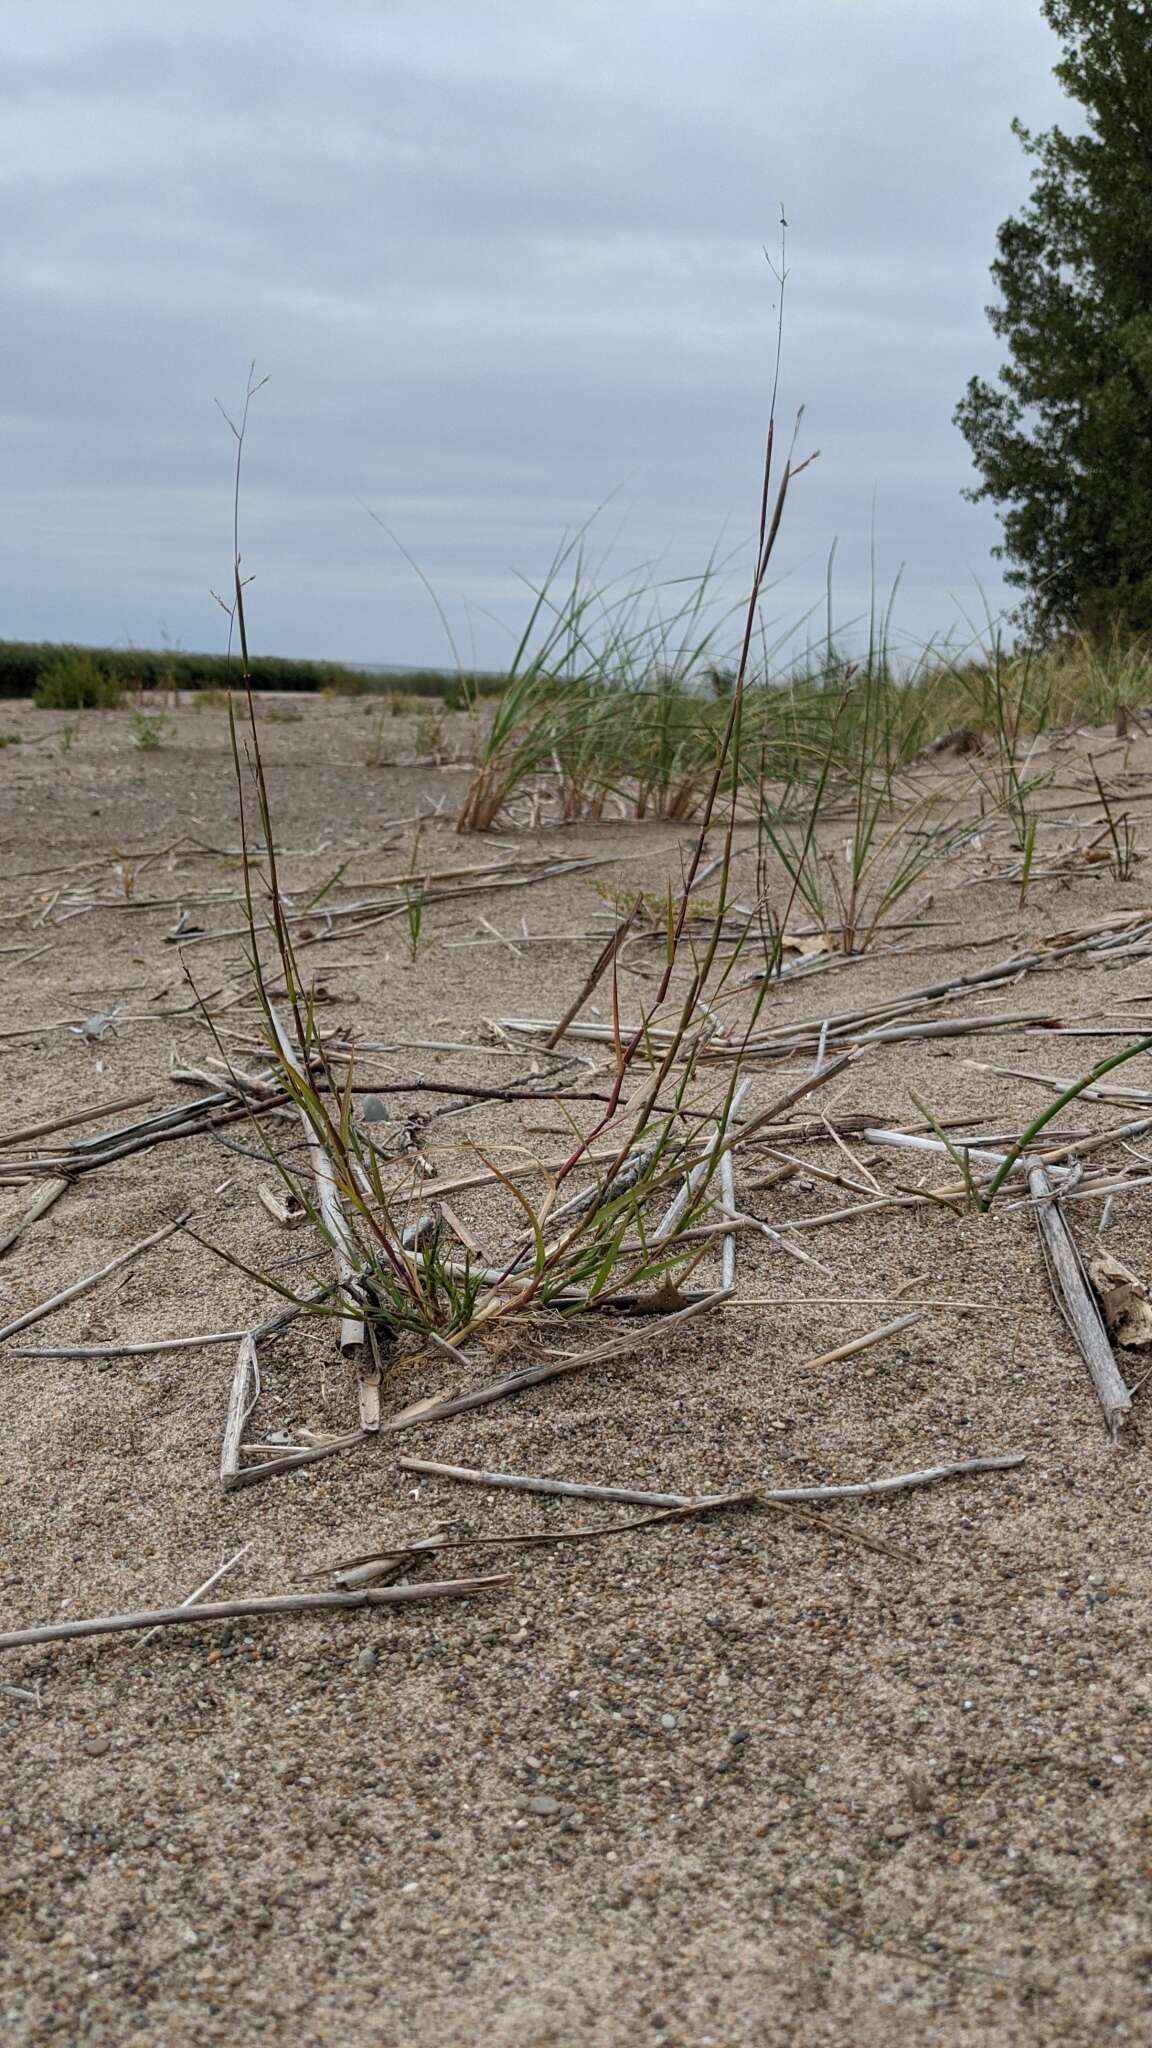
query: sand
[{"left": 2, "top": 693, "right": 1152, "bottom": 2046}]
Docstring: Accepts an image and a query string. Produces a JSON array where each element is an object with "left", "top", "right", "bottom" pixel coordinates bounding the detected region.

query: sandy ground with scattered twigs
[{"left": 3, "top": 694, "right": 1152, "bottom": 2046}]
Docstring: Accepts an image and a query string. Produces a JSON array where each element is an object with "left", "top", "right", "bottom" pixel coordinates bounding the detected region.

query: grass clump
[
  {"left": 456, "top": 546, "right": 745, "bottom": 831},
  {"left": 129, "top": 711, "right": 171, "bottom": 750},
  {"left": 203, "top": 321, "right": 816, "bottom": 1348},
  {"left": 221, "top": 677, "right": 763, "bottom": 1340},
  {"left": 34, "top": 648, "right": 122, "bottom": 710}
]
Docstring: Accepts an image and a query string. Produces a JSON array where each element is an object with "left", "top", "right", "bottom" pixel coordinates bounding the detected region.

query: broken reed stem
[
  {"left": 654, "top": 1078, "right": 751, "bottom": 1243},
  {"left": 219, "top": 1329, "right": 366, "bottom": 1488},
  {"left": 800, "top": 1312, "right": 924, "bottom": 1370},
  {"left": 0, "top": 1211, "right": 190, "bottom": 1345},
  {"left": 266, "top": 1005, "right": 365, "bottom": 1354},
  {"left": 383, "top": 1289, "right": 731, "bottom": 1432},
  {"left": 0, "top": 1092, "right": 155, "bottom": 1151},
  {"left": 1028, "top": 1164, "right": 1132, "bottom": 1436},
  {"left": 0, "top": 1177, "right": 69, "bottom": 1260},
  {"left": 359, "top": 1322, "right": 383, "bottom": 1434},
  {"left": 719, "top": 1141, "right": 737, "bottom": 1292},
  {"left": 397, "top": 1453, "right": 1027, "bottom": 1508},
  {"left": 131, "top": 1544, "right": 251, "bottom": 1650},
  {"left": 220, "top": 1333, "right": 259, "bottom": 1487},
  {"left": 722, "top": 1294, "right": 1007, "bottom": 1311},
  {"left": 544, "top": 898, "right": 642, "bottom": 1047},
  {"left": 0, "top": 1578, "right": 511, "bottom": 1653},
  {"left": 226, "top": 1431, "right": 366, "bottom": 1490},
  {"left": 11, "top": 1281, "right": 338, "bottom": 1362}
]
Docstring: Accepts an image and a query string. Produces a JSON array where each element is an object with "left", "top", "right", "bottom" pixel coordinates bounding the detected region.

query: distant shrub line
[{"left": 0, "top": 640, "right": 503, "bottom": 706}]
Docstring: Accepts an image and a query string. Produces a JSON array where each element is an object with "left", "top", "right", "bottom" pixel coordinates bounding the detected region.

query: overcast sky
[{"left": 0, "top": 1, "right": 1069, "bottom": 673}]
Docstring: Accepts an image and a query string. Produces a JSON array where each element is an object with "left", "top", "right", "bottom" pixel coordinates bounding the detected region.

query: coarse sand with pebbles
[{"left": 2, "top": 693, "right": 1152, "bottom": 2046}]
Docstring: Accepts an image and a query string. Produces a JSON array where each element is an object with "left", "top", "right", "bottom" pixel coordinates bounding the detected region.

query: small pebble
[
  {"left": 526, "top": 1794, "right": 561, "bottom": 1818},
  {"left": 357, "top": 1649, "right": 378, "bottom": 1673}
]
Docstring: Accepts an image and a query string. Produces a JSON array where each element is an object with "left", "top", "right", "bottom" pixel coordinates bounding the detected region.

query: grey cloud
[{"left": 0, "top": 1, "right": 1068, "bottom": 666}]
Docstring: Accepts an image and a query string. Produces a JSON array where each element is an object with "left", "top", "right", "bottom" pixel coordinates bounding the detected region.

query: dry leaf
[{"left": 1088, "top": 1253, "right": 1152, "bottom": 1350}]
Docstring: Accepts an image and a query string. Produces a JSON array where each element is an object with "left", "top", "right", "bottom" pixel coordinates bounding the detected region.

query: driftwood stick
[
  {"left": 397, "top": 1452, "right": 1026, "bottom": 1508},
  {"left": 800, "top": 1312, "right": 924, "bottom": 1370},
  {"left": 220, "top": 1334, "right": 259, "bottom": 1487},
  {"left": 0, "top": 1577, "right": 511, "bottom": 1653},
  {"left": 0, "top": 1177, "right": 69, "bottom": 1260},
  {"left": 0, "top": 1211, "right": 191, "bottom": 1345},
  {"left": 1028, "top": 1163, "right": 1132, "bottom": 1437}
]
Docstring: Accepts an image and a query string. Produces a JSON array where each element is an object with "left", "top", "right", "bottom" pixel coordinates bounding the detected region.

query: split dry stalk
[
  {"left": 1029, "top": 1165, "right": 1131, "bottom": 1437},
  {"left": 220, "top": 1334, "right": 259, "bottom": 1487}
]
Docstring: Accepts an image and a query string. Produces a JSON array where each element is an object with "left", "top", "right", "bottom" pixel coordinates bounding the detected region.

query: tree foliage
[{"left": 955, "top": 1, "right": 1152, "bottom": 636}]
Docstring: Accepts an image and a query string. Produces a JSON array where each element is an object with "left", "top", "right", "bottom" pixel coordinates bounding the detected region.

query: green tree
[{"left": 955, "top": 1, "right": 1152, "bottom": 636}]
